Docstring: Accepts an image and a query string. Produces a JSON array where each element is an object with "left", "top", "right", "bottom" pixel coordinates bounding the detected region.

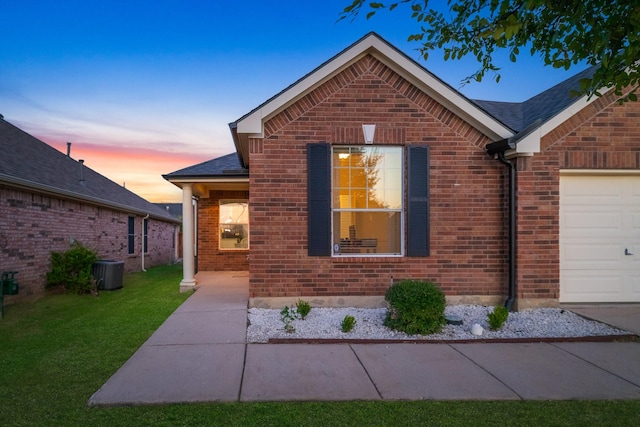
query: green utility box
[
  {"left": 2, "top": 272, "right": 19, "bottom": 295},
  {"left": 1, "top": 271, "right": 19, "bottom": 319}
]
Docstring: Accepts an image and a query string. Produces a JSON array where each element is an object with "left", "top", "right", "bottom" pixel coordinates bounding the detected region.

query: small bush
[
  {"left": 341, "top": 315, "right": 356, "bottom": 333},
  {"left": 384, "top": 280, "right": 446, "bottom": 335},
  {"left": 488, "top": 306, "right": 509, "bottom": 330},
  {"left": 46, "top": 243, "right": 98, "bottom": 294},
  {"left": 296, "top": 299, "right": 311, "bottom": 319},
  {"left": 280, "top": 306, "right": 296, "bottom": 333}
]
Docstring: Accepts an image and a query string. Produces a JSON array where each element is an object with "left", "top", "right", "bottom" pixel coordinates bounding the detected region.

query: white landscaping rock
[{"left": 246, "top": 305, "right": 632, "bottom": 343}]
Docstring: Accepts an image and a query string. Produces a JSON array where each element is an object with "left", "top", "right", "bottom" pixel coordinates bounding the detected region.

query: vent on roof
[{"left": 79, "top": 159, "right": 86, "bottom": 186}]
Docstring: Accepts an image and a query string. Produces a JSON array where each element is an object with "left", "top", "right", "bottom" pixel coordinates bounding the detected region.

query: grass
[{"left": 1, "top": 264, "right": 639, "bottom": 426}]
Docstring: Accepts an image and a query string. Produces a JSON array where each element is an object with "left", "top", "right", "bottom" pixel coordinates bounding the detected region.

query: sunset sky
[{"left": 1, "top": 1, "right": 587, "bottom": 202}]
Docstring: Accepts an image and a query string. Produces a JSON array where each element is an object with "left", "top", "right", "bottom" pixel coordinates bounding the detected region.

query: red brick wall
[
  {"left": 197, "top": 190, "right": 249, "bottom": 271},
  {"left": 0, "top": 186, "right": 178, "bottom": 301},
  {"left": 247, "top": 55, "right": 508, "bottom": 300},
  {"left": 515, "top": 90, "right": 640, "bottom": 304}
]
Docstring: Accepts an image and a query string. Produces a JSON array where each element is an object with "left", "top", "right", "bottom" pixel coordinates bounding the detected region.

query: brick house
[
  {"left": 165, "top": 33, "right": 640, "bottom": 309},
  {"left": 0, "top": 118, "right": 181, "bottom": 301}
]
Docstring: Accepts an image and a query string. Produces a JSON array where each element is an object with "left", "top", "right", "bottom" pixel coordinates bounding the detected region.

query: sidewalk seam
[
  {"left": 550, "top": 342, "right": 640, "bottom": 389},
  {"left": 348, "top": 343, "right": 383, "bottom": 400},
  {"left": 449, "top": 344, "right": 524, "bottom": 400},
  {"left": 238, "top": 343, "right": 248, "bottom": 402}
]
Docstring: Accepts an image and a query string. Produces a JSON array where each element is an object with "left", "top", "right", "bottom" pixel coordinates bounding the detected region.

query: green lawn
[{"left": 1, "top": 264, "right": 639, "bottom": 426}]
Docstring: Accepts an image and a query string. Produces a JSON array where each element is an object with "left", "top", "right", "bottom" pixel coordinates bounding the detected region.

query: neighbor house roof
[
  {"left": 0, "top": 118, "right": 179, "bottom": 223},
  {"left": 154, "top": 203, "right": 182, "bottom": 219}
]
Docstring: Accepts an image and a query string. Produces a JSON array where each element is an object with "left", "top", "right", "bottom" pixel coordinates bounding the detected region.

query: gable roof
[
  {"left": 0, "top": 118, "right": 179, "bottom": 223},
  {"left": 229, "top": 32, "right": 514, "bottom": 168}
]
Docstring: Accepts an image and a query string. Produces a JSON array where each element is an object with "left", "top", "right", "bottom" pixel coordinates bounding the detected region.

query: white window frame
[
  {"left": 331, "top": 145, "right": 404, "bottom": 257},
  {"left": 219, "top": 199, "right": 249, "bottom": 251}
]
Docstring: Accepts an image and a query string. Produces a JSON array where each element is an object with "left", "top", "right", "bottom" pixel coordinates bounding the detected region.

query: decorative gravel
[{"left": 246, "top": 305, "right": 633, "bottom": 343}]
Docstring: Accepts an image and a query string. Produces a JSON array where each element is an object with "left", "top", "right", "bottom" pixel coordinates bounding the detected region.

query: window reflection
[{"left": 219, "top": 200, "right": 249, "bottom": 250}]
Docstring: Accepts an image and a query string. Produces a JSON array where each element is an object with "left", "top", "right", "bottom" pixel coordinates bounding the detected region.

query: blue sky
[{"left": 0, "top": 0, "right": 586, "bottom": 201}]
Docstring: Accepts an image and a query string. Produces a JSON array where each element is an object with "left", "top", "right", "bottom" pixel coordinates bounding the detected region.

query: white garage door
[{"left": 560, "top": 174, "right": 640, "bottom": 302}]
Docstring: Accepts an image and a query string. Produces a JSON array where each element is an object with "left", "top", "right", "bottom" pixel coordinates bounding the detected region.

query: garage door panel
[
  {"left": 632, "top": 276, "right": 640, "bottom": 296},
  {"left": 561, "top": 210, "right": 623, "bottom": 237},
  {"left": 561, "top": 275, "right": 624, "bottom": 302},
  {"left": 632, "top": 210, "right": 640, "bottom": 229},
  {"left": 562, "top": 176, "right": 624, "bottom": 202},
  {"left": 631, "top": 180, "right": 640, "bottom": 202},
  {"left": 560, "top": 175, "right": 640, "bottom": 303},
  {"left": 561, "top": 243, "right": 622, "bottom": 268}
]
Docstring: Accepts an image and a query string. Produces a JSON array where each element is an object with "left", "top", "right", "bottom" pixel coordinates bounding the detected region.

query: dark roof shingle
[
  {"left": 163, "top": 152, "right": 247, "bottom": 178},
  {"left": 473, "top": 66, "right": 599, "bottom": 132},
  {"left": 0, "top": 118, "right": 178, "bottom": 223}
]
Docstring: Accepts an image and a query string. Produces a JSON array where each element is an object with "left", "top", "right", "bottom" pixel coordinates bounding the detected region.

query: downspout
[
  {"left": 141, "top": 214, "right": 149, "bottom": 272},
  {"left": 496, "top": 152, "right": 516, "bottom": 311}
]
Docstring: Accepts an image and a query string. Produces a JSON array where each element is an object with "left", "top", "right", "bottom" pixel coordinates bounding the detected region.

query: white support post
[{"left": 180, "top": 184, "right": 196, "bottom": 291}]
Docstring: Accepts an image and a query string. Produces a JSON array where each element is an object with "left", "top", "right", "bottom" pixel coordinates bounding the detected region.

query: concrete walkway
[{"left": 89, "top": 272, "right": 640, "bottom": 405}]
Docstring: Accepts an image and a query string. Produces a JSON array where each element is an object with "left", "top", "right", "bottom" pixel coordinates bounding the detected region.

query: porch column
[{"left": 180, "top": 183, "right": 196, "bottom": 291}]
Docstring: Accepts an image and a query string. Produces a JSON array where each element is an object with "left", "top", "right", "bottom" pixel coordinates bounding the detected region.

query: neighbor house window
[
  {"left": 332, "top": 146, "right": 403, "bottom": 255},
  {"left": 307, "top": 143, "right": 429, "bottom": 257},
  {"left": 219, "top": 200, "right": 249, "bottom": 250},
  {"left": 128, "top": 216, "right": 135, "bottom": 254}
]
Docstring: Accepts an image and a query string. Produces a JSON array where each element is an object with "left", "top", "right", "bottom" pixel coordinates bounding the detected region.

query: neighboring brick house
[
  {"left": 0, "top": 118, "right": 181, "bottom": 302},
  {"left": 165, "top": 33, "right": 640, "bottom": 309}
]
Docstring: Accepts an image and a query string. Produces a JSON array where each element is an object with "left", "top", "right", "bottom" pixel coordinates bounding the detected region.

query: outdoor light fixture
[{"left": 362, "top": 124, "right": 376, "bottom": 145}]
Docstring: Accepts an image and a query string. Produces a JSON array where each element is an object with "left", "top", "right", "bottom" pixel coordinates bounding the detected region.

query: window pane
[
  {"left": 219, "top": 201, "right": 249, "bottom": 250},
  {"left": 333, "top": 211, "right": 401, "bottom": 255},
  {"left": 332, "top": 146, "right": 403, "bottom": 256}
]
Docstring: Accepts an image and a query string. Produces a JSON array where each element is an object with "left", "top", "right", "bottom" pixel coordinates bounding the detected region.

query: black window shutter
[
  {"left": 307, "top": 142, "right": 331, "bottom": 256},
  {"left": 407, "top": 145, "right": 430, "bottom": 257},
  {"left": 128, "top": 216, "right": 135, "bottom": 254}
]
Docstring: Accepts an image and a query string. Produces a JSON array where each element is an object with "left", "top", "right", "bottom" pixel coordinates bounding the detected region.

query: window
[
  {"left": 332, "top": 146, "right": 403, "bottom": 255},
  {"left": 219, "top": 200, "right": 249, "bottom": 250},
  {"left": 128, "top": 216, "right": 135, "bottom": 254},
  {"left": 307, "top": 143, "right": 429, "bottom": 257}
]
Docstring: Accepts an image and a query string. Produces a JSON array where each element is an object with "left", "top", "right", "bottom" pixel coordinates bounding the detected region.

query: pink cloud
[{"left": 42, "top": 138, "right": 218, "bottom": 202}]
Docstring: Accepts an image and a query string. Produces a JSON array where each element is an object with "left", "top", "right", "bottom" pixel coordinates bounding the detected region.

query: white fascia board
[
  {"left": 515, "top": 126, "right": 541, "bottom": 154},
  {"left": 235, "top": 39, "right": 368, "bottom": 136},
  {"left": 235, "top": 34, "right": 514, "bottom": 141},
  {"left": 539, "top": 90, "right": 611, "bottom": 138},
  {"left": 167, "top": 177, "right": 249, "bottom": 185}
]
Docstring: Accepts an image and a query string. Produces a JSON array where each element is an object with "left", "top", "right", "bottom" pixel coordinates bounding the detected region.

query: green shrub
[
  {"left": 384, "top": 280, "right": 446, "bottom": 335},
  {"left": 280, "top": 306, "right": 296, "bottom": 333},
  {"left": 488, "top": 306, "right": 509, "bottom": 330},
  {"left": 46, "top": 243, "right": 98, "bottom": 294},
  {"left": 296, "top": 299, "right": 311, "bottom": 319},
  {"left": 341, "top": 315, "right": 356, "bottom": 333}
]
